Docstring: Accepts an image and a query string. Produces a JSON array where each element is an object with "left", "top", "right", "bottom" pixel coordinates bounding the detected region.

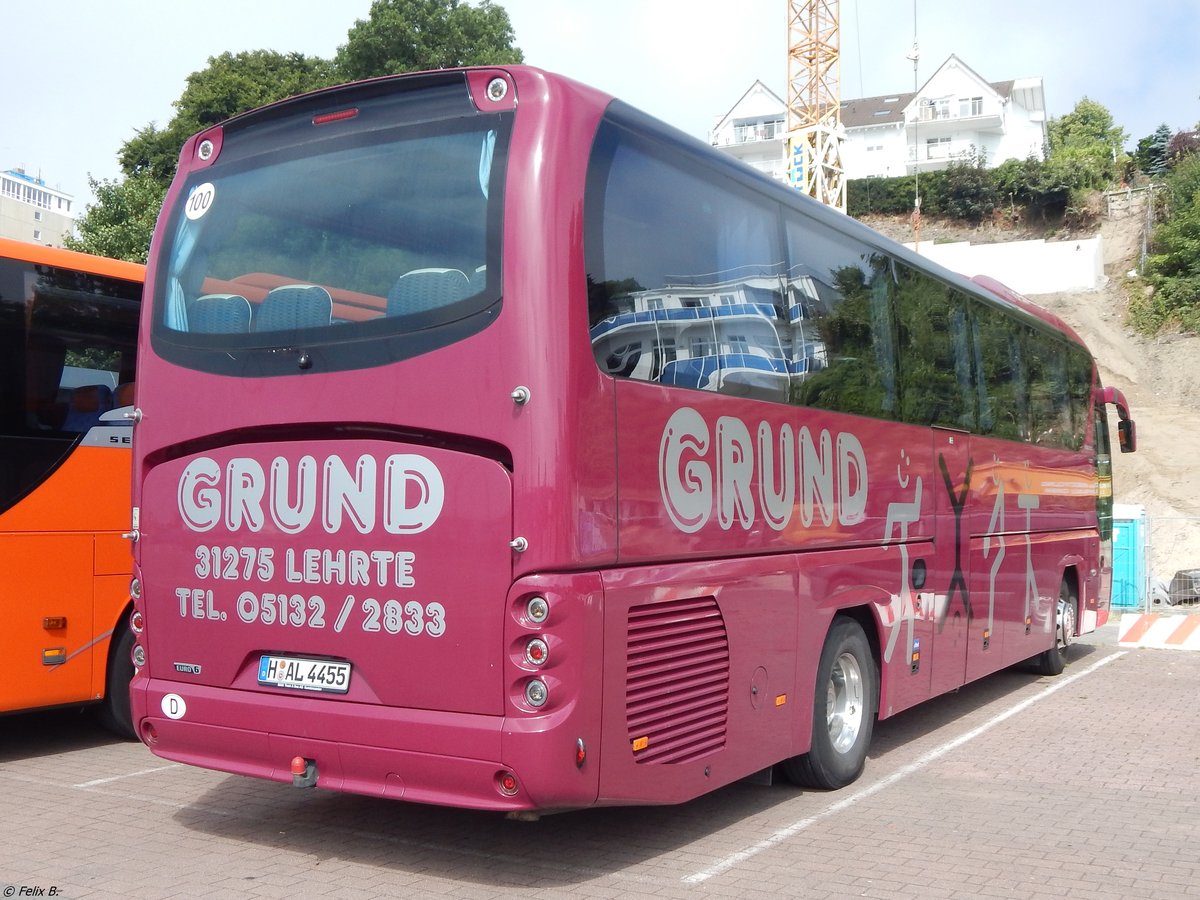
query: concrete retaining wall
[{"left": 903, "top": 235, "right": 1104, "bottom": 295}]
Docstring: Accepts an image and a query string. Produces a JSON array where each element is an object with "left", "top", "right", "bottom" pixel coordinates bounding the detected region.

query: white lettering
[
  {"left": 799, "top": 427, "right": 834, "bottom": 528},
  {"left": 270, "top": 456, "right": 316, "bottom": 533},
  {"left": 657, "top": 407, "right": 871, "bottom": 535},
  {"left": 837, "top": 433, "right": 868, "bottom": 526},
  {"left": 758, "top": 422, "right": 796, "bottom": 531},
  {"left": 659, "top": 407, "right": 712, "bottom": 533},
  {"left": 226, "top": 458, "right": 266, "bottom": 532},
  {"left": 716, "top": 416, "right": 755, "bottom": 530},
  {"left": 177, "top": 452, "right": 446, "bottom": 535},
  {"left": 384, "top": 455, "right": 444, "bottom": 534},
  {"left": 323, "top": 455, "right": 377, "bottom": 534},
  {"left": 178, "top": 457, "right": 222, "bottom": 532}
]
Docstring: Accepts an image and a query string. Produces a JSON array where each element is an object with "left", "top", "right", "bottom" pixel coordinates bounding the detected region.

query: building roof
[
  {"left": 839, "top": 54, "right": 1039, "bottom": 130},
  {"left": 711, "top": 80, "right": 787, "bottom": 132}
]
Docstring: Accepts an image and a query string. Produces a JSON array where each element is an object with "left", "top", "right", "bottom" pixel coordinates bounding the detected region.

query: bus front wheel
[
  {"left": 1033, "top": 581, "right": 1075, "bottom": 677},
  {"left": 782, "top": 616, "right": 876, "bottom": 790}
]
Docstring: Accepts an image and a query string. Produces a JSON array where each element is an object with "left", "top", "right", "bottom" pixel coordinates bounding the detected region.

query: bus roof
[
  {"left": 970, "top": 273, "right": 1088, "bottom": 348},
  {"left": 0, "top": 236, "right": 145, "bottom": 282}
]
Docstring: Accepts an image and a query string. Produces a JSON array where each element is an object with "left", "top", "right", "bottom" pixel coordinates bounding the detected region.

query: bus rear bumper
[{"left": 132, "top": 677, "right": 598, "bottom": 812}]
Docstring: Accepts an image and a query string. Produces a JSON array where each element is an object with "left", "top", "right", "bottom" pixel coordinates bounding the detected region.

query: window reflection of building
[{"left": 590, "top": 264, "right": 839, "bottom": 404}]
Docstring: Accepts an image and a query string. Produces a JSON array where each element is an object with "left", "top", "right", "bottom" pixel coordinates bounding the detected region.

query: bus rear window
[{"left": 153, "top": 95, "right": 509, "bottom": 376}]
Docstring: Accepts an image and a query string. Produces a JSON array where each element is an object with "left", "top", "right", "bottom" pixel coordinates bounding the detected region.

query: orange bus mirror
[{"left": 1118, "top": 418, "right": 1136, "bottom": 453}]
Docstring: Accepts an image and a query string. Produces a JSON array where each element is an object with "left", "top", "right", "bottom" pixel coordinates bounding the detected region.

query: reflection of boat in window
[{"left": 590, "top": 265, "right": 838, "bottom": 403}]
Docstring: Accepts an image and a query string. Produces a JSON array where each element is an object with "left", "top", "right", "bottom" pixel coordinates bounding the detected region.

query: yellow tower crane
[{"left": 786, "top": 0, "right": 845, "bottom": 211}]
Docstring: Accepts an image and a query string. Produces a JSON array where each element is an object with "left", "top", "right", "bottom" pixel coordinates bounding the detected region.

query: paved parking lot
[{"left": 2, "top": 623, "right": 1198, "bottom": 899}]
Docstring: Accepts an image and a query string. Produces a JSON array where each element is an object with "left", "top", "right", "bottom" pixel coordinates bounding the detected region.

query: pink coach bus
[{"left": 127, "top": 67, "right": 1135, "bottom": 812}]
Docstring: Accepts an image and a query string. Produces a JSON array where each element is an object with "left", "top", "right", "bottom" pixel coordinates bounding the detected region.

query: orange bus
[{"left": 0, "top": 237, "right": 143, "bottom": 736}]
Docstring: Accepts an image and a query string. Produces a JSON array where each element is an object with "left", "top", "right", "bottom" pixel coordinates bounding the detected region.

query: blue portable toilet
[{"left": 1112, "top": 504, "right": 1148, "bottom": 609}]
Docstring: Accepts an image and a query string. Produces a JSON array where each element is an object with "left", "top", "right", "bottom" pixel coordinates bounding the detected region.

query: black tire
[
  {"left": 95, "top": 620, "right": 137, "bottom": 740},
  {"left": 1033, "top": 580, "right": 1075, "bottom": 677},
  {"left": 782, "top": 617, "right": 877, "bottom": 790}
]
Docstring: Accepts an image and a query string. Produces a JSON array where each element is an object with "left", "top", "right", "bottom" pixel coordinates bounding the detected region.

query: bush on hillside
[{"left": 1138, "top": 154, "right": 1200, "bottom": 333}]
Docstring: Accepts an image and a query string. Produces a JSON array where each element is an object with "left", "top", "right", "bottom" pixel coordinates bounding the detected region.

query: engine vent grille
[{"left": 626, "top": 596, "right": 729, "bottom": 765}]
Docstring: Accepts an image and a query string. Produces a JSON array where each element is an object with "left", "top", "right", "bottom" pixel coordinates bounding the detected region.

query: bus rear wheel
[
  {"left": 1033, "top": 580, "right": 1075, "bottom": 677},
  {"left": 94, "top": 621, "right": 136, "bottom": 740},
  {"left": 782, "top": 616, "right": 876, "bottom": 790}
]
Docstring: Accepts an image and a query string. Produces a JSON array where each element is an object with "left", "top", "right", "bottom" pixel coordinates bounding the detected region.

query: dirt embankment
[{"left": 867, "top": 206, "right": 1200, "bottom": 579}]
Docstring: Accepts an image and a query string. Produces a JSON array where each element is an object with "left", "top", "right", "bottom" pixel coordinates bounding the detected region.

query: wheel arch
[
  {"left": 1060, "top": 564, "right": 1081, "bottom": 636},
  {"left": 837, "top": 604, "right": 882, "bottom": 701}
]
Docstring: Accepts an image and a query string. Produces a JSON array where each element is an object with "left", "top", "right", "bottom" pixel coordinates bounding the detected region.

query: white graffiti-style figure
[
  {"left": 882, "top": 450, "right": 922, "bottom": 664},
  {"left": 982, "top": 464, "right": 1045, "bottom": 643},
  {"left": 981, "top": 465, "right": 1006, "bottom": 645},
  {"left": 1018, "top": 487, "right": 1046, "bottom": 633}
]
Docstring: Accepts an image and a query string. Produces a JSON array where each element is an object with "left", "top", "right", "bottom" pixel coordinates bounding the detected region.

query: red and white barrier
[{"left": 1117, "top": 613, "right": 1200, "bottom": 650}]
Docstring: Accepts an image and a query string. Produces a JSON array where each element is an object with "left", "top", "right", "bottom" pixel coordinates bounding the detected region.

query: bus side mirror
[{"left": 1118, "top": 418, "right": 1136, "bottom": 453}]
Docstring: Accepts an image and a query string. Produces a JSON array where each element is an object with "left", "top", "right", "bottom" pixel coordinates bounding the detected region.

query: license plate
[{"left": 258, "top": 655, "right": 351, "bottom": 693}]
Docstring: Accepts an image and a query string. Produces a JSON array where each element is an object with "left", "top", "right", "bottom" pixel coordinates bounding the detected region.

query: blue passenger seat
[
  {"left": 113, "top": 382, "right": 136, "bottom": 409},
  {"left": 188, "top": 294, "right": 253, "bottom": 333},
  {"left": 61, "top": 384, "right": 114, "bottom": 432},
  {"left": 387, "top": 269, "right": 472, "bottom": 316},
  {"left": 255, "top": 285, "right": 334, "bottom": 332}
]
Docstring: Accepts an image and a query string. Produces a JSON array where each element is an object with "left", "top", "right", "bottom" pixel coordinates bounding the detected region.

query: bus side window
[
  {"left": 977, "top": 306, "right": 1029, "bottom": 441},
  {"left": 783, "top": 216, "right": 898, "bottom": 419},
  {"left": 1029, "top": 335, "right": 1073, "bottom": 447},
  {"left": 1066, "top": 345, "right": 1093, "bottom": 450},
  {"left": 584, "top": 123, "right": 792, "bottom": 403},
  {"left": 0, "top": 254, "right": 138, "bottom": 514},
  {"left": 893, "top": 264, "right": 975, "bottom": 430}
]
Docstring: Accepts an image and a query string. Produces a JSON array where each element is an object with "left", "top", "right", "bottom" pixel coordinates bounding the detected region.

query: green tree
[
  {"left": 1134, "top": 124, "right": 1172, "bottom": 177},
  {"left": 1046, "top": 97, "right": 1128, "bottom": 188},
  {"left": 171, "top": 50, "right": 337, "bottom": 138},
  {"left": 64, "top": 174, "right": 166, "bottom": 263},
  {"left": 1047, "top": 97, "right": 1127, "bottom": 156},
  {"left": 119, "top": 50, "right": 336, "bottom": 193},
  {"left": 75, "top": 50, "right": 334, "bottom": 260},
  {"left": 335, "top": 0, "right": 523, "bottom": 81},
  {"left": 74, "top": 2, "right": 522, "bottom": 262}
]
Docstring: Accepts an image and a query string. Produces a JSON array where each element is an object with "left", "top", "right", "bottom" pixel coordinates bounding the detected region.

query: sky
[{"left": 5, "top": 0, "right": 1198, "bottom": 211}]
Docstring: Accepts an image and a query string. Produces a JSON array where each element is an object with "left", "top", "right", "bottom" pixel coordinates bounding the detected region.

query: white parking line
[
  {"left": 684, "top": 651, "right": 1127, "bottom": 884},
  {"left": 74, "top": 764, "right": 183, "bottom": 788}
]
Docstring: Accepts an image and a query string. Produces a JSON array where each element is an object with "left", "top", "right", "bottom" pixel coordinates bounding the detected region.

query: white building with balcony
[
  {"left": 709, "top": 80, "right": 789, "bottom": 183},
  {"left": 0, "top": 167, "right": 76, "bottom": 245},
  {"left": 711, "top": 55, "right": 1047, "bottom": 183},
  {"left": 844, "top": 55, "right": 1047, "bottom": 178}
]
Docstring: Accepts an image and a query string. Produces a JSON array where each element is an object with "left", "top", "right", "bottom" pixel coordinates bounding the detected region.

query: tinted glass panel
[
  {"left": 583, "top": 112, "right": 1096, "bottom": 449},
  {"left": 1094, "top": 395, "right": 1113, "bottom": 541},
  {"left": 783, "top": 216, "right": 898, "bottom": 418},
  {"left": 975, "top": 302, "right": 1030, "bottom": 441},
  {"left": 587, "top": 121, "right": 793, "bottom": 403},
  {"left": 1028, "top": 332, "right": 1073, "bottom": 447},
  {"left": 1066, "top": 343, "right": 1094, "bottom": 450},
  {"left": 153, "top": 78, "right": 509, "bottom": 377},
  {"left": 0, "top": 256, "right": 139, "bottom": 512},
  {"left": 894, "top": 264, "right": 974, "bottom": 429}
]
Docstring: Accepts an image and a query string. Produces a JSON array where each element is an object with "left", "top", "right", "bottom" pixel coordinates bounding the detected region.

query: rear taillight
[
  {"left": 524, "top": 679, "right": 548, "bottom": 708},
  {"left": 525, "top": 638, "right": 548, "bottom": 666}
]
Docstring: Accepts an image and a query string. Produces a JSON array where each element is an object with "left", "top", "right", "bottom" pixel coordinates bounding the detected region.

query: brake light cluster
[
  {"left": 516, "top": 594, "right": 551, "bottom": 710},
  {"left": 129, "top": 575, "right": 146, "bottom": 668}
]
